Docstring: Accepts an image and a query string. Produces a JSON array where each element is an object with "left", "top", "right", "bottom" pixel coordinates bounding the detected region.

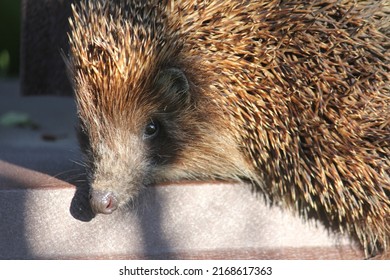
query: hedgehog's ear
[{"left": 155, "top": 68, "right": 190, "bottom": 107}]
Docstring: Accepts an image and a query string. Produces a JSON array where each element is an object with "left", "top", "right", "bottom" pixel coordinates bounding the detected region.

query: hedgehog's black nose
[{"left": 89, "top": 190, "right": 118, "bottom": 214}]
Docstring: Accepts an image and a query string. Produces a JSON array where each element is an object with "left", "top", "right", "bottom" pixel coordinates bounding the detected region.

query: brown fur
[{"left": 66, "top": 0, "right": 390, "bottom": 257}]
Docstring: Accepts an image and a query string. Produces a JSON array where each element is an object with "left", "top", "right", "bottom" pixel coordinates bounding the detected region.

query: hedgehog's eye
[{"left": 143, "top": 120, "right": 160, "bottom": 140}]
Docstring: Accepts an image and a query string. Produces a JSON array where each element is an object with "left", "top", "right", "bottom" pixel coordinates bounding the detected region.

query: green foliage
[
  {"left": 0, "top": 111, "right": 39, "bottom": 129},
  {"left": 0, "top": 50, "right": 10, "bottom": 76},
  {"left": 0, "top": 0, "right": 21, "bottom": 77}
]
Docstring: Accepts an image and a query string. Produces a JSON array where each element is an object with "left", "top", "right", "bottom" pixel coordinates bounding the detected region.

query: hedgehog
[{"left": 65, "top": 0, "right": 390, "bottom": 258}]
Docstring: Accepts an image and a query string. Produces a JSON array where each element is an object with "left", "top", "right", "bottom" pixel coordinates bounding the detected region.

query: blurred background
[
  {"left": 0, "top": 0, "right": 21, "bottom": 77},
  {"left": 0, "top": 0, "right": 78, "bottom": 151}
]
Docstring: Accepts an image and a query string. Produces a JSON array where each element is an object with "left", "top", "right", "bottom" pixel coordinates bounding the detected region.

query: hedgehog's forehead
[
  {"left": 75, "top": 24, "right": 164, "bottom": 86},
  {"left": 74, "top": 46, "right": 160, "bottom": 122},
  {"left": 69, "top": 0, "right": 180, "bottom": 96},
  {"left": 69, "top": 0, "right": 184, "bottom": 128},
  {"left": 80, "top": 37, "right": 158, "bottom": 87},
  {"left": 71, "top": 32, "right": 173, "bottom": 128}
]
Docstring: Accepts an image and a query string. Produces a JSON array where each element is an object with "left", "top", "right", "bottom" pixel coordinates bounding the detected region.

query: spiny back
[{"left": 180, "top": 0, "right": 390, "bottom": 253}]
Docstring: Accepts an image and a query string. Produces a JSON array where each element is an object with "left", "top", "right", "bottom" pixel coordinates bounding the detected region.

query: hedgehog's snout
[{"left": 89, "top": 190, "right": 118, "bottom": 214}]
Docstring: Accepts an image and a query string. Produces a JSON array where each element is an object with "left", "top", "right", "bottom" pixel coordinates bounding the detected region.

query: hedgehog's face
[
  {"left": 68, "top": 0, "right": 253, "bottom": 215},
  {"left": 77, "top": 68, "right": 193, "bottom": 214}
]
